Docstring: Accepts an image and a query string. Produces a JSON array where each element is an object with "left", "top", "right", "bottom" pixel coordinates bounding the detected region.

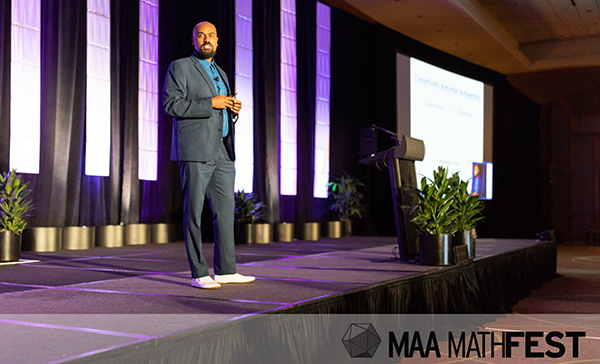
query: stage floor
[{"left": 0, "top": 237, "right": 554, "bottom": 363}]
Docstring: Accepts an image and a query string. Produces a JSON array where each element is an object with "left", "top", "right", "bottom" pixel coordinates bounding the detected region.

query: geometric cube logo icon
[{"left": 341, "top": 323, "right": 382, "bottom": 358}]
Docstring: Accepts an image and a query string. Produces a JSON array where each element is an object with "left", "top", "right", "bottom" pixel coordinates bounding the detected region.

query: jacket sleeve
[{"left": 163, "top": 61, "right": 213, "bottom": 119}]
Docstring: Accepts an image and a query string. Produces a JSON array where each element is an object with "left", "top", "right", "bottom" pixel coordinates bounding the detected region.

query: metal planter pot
[
  {"left": 344, "top": 220, "right": 353, "bottom": 237},
  {"left": 235, "top": 224, "right": 254, "bottom": 244},
  {"left": 299, "top": 222, "right": 320, "bottom": 241},
  {"left": 151, "top": 223, "right": 179, "bottom": 244},
  {"left": 0, "top": 231, "right": 21, "bottom": 262},
  {"left": 126, "top": 224, "right": 151, "bottom": 245},
  {"left": 253, "top": 223, "right": 273, "bottom": 244},
  {"left": 62, "top": 226, "right": 95, "bottom": 250},
  {"left": 453, "top": 230, "right": 475, "bottom": 260},
  {"left": 323, "top": 221, "right": 344, "bottom": 238},
  {"left": 22, "top": 227, "right": 62, "bottom": 252},
  {"left": 95, "top": 225, "right": 126, "bottom": 248},
  {"left": 275, "top": 223, "right": 294, "bottom": 242},
  {"left": 419, "top": 233, "right": 453, "bottom": 266}
]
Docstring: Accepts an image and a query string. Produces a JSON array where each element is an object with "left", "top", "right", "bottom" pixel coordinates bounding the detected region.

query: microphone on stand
[{"left": 372, "top": 124, "right": 400, "bottom": 146}]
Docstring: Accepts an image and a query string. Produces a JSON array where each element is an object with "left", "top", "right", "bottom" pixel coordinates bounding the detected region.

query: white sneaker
[
  {"left": 191, "top": 276, "right": 221, "bottom": 289},
  {"left": 214, "top": 273, "right": 255, "bottom": 284}
]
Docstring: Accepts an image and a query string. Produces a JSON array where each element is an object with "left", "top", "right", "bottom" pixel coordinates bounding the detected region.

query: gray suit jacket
[{"left": 163, "top": 55, "right": 236, "bottom": 162}]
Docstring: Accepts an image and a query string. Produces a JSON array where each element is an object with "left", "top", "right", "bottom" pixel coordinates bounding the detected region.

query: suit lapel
[{"left": 190, "top": 56, "right": 217, "bottom": 96}]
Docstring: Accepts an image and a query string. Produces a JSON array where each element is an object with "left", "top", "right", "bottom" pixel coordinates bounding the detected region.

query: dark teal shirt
[{"left": 198, "top": 58, "right": 229, "bottom": 138}]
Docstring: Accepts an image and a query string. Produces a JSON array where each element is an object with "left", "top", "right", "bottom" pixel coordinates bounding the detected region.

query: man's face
[{"left": 192, "top": 22, "right": 218, "bottom": 61}]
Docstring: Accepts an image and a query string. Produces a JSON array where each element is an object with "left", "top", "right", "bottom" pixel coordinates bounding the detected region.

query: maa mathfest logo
[{"left": 343, "top": 323, "right": 586, "bottom": 360}]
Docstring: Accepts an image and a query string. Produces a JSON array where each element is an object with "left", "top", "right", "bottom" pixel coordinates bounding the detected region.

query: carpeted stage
[{"left": 0, "top": 236, "right": 555, "bottom": 363}]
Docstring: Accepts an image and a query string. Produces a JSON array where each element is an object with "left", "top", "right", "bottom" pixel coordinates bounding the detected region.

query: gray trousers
[{"left": 179, "top": 143, "right": 236, "bottom": 278}]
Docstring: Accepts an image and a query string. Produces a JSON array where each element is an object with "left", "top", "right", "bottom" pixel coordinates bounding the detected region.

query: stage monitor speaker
[{"left": 359, "top": 127, "right": 377, "bottom": 158}]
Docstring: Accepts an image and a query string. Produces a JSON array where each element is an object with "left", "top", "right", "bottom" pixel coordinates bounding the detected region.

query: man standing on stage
[{"left": 163, "top": 21, "right": 255, "bottom": 289}]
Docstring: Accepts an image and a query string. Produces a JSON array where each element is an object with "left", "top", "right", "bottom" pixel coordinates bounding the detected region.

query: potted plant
[
  {"left": 327, "top": 172, "right": 367, "bottom": 236},
  {"left": 410, "top": 167, "right": 458, "bottom": 265},
  {"left": 0, "top": 169, "right": 34, "bottom": 262},
  {"left": 234, "top": 190, "right": 263, "bottom": 244},
  {"left": 451, "top": 178, "right": 484, "bottom": 260}
]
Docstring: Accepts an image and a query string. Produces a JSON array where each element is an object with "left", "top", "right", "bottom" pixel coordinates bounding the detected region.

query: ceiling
[{"left": 322, "top": 0, "right": 600, "bottom": 75}]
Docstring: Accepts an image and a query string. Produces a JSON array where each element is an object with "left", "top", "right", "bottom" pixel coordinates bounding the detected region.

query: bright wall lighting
[
  {"left": 313, "top": 2, "right": 330, "bottom": 198},
  {"left": 85, "top": 0, "right": 111, "bottom": 177},
  {"left": 139, "top": 0, "right": 159, "bottom": 181},
  {"left": 280, "top": 0, "right": 297, "bottom": 196},
  {"left": 10, "top": 0, "right": 41, "bottom": 174},
  {"left": 235, "top": 0, "right": 254, "bottom": 192}
]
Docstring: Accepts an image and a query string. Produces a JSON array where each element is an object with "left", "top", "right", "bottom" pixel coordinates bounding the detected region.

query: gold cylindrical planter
[
  {"left": 0, "top": 231, "right": 21, "bottom": 262},
  {"left": 275, "top": 223, "right": 294, "bottom": 242},
  {"left": 235, "top": 224, "right": 254, "bottom": 244},
  {"left": 253, "top": 223, "right": 273, "bottom": 244},
  {"left": 151, "top": 223, "right": 179, "bottom": 244},
  {"left": 95, "top": 225, "right": 125, "bottom": 248},
  {"left": 323, "top": 221, "right": 344, "bottom": 238},
  {"left": 299, "top": 222, "right": 320, "bottom": 241},
  {"left": 62, "top": 226, "right": 95, "bottom": 250},
  {"left": 344, "top": 220, "right": 353, "bottom": 237},
  {"left": 126, "top": 224, "right": 151, "bottom": 245},
  {"left": 22, "top": 227, "right": 62, "bottom": 252}
]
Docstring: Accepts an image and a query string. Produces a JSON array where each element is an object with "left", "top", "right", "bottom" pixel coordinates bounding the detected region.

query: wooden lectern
[{"left": 359, "top": 135, "right": 425, "bottom": 261}]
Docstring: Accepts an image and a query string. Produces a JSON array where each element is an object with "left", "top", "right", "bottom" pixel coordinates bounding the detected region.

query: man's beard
[{"left": 196, "top": 44, "right": 216, "bottom": 60}]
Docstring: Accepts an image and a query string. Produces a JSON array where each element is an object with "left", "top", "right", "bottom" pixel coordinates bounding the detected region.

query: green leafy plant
[
  {"left": 0, "top": 169, "right": 34, "bottom": 235},
  {"left": 410, "top": 166, "right": 458, "bottom": 235},
  {"left": 234, "top": 190, "right": 263, "bottom": 224},
  {"left": 451, "top": 178, "right": 485, "bottom": 231},
  {"left": 327, "top": 172, "right": 367, "bottom": 223}
]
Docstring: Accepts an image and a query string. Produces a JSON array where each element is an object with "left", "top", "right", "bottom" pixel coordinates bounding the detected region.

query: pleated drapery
[
  {"left": 253, "top": 0, "right": 281, "bottom": 224},
  {"left": 295, "top": 0, "right": 317, "bottom": 227}
]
